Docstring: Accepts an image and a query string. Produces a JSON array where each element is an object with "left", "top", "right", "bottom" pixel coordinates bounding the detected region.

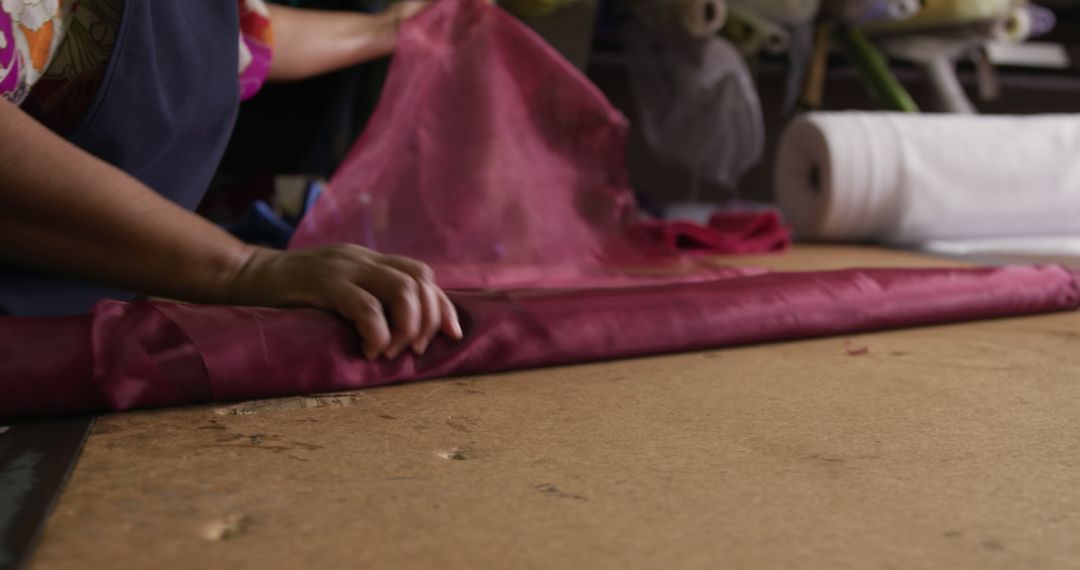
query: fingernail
[
  {"left": 364, "top": 347, "right": 379, "bottom": 360},
  {"left": 452, "top": 320, "right": 463, "bottom": 339},
  {"left": 386, "top": 345, "right": 403, "bottom": 359},
  {"left": 411, "top": 339, "right": 428, "bottom": 355}
]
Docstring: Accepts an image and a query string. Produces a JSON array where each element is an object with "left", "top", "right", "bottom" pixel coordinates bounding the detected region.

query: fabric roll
[
  {"left": 3, "top": 264, "right": 1077, "bottom": 419},
  {"left": 1025, "top": 4, "right": 1058, "bottom": 37},
  {"left": 726, "top": 5, "right": 792, "bottom": 54},
  {"left": 776, "top": 112, "right": 1080, "bottom": 243},
  {"left": 825, "top": 0, "right": 922, "bottom": 24},
  {"left": 3, "top": 0, "right": 1079, "bottom": 421},
  {"left": 863, "top": 0, "right": 1013, "bottom": 32},
  {"left": 992, "top": 5, "right": 1033, "bottom": 41},
  {"left": 991, "top": 4, "right": 1057, "bottom": 41}
]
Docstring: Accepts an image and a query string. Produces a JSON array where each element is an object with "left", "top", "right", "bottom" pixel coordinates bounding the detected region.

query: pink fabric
[
  {"left": 0, "top": 0, "right": 1077, "bottom": 420},
  {"left": 1, "top": 265, "right": 1076, "bottom": 419},
  {"left": 633, "top": 211, "right": 792, "bottom": 255},
  {"left": 288, "top": 0, "right": 787, "bottom": 288}
]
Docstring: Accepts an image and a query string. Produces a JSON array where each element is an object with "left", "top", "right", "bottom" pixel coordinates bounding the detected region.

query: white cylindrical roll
[
  {"left": 776, "top": 112, "right": 1080, "bottom": 244},
  {"left": 825, "top": 0, "right": 920, "bottom": 24},
  {"left": 887, "top": 0, "right": 921, "bottom": 19},
  {"left": 863, "top": 0, "right": 1013, "bottom": 32},
  {"left": 728, "top": 5, "right": 791, "bottom": 54},
  {"left": 992, "top": 6, "right": 1033, "bottom": 42}
]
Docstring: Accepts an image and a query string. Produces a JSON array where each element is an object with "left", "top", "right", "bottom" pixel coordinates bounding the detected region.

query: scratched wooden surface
[{"left": 30, "top": 246, "right": 1080, "bottom": 569}]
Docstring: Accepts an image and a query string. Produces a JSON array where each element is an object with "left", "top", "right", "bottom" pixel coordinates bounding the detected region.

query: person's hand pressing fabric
[
  {"left": 230, "top": 246, "right": 462, "bottom": 359},
  {"left": 0, "top": 0, "right": 457, "bottom": 359}
]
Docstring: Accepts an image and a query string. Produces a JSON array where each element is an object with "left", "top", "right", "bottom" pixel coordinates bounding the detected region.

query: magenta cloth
[
  {"left": 1, "top": 265, "right": 1077, "bottom": 419},
  {"left": 633, "top": 211, "right": 792, "bottom": 254},
  {"left": 1, "top": 0, "right": 1078, "bottom": 420},
  {"left": 287, "top": 0, "right": 788, "bottom": 288}
]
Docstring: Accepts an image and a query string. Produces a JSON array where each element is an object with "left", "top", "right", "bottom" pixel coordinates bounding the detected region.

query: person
[{"left": 0, "top": 0, "right": 462, "bottom": 360}]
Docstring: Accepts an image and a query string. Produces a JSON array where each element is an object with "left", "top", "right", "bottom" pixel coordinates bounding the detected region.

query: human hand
[
  {"left": 228, "top": 245, "right": 462, "bottom": 359},
  {"left": 384, "top": 1, "right": 433, "bottom": 29}
]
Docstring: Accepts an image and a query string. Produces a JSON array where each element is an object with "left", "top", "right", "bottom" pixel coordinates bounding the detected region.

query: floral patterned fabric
[{"left": 1, "top": 0, "right": 274, "bottom": 132}]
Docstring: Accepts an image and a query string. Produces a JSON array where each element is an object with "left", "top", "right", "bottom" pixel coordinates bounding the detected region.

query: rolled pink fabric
[{"left": 2, "top": 265, "right": 1077, "bottom": 419}]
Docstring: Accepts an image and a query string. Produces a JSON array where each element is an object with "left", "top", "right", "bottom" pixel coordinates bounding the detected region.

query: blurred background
[{"left": 206, "top": 0, "right": 1080, "bottom": 232}]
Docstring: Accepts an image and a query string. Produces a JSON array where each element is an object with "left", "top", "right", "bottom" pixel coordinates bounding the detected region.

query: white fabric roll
[
  {"left": 728, "top": 5, "right": 792, "bottom": 54},
  {"left": 825, "top": 0, "right": 921, "bottom": 24},
  {"left": 992, "top": 6, "right": 1033, "bottom": 42},
  {"left": 776, "top": 112, "right": 1080, "bottom": 244}
]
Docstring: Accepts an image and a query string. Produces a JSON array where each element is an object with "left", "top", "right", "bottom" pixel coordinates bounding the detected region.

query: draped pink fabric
[
  {"left": 288, "top": 0, "right": 789, "bottom": 287},
  {"left": 1, "top": 0, "right": 1078, "bottom": 420},
  {"left": 1, "top": 265, "right": 1077, "bottom": 419}
]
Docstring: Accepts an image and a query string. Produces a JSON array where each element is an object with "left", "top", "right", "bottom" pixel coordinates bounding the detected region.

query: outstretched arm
[
  {"left": 0, "top": 99, "right": 460, "bottom": 358},
  {"left": 266, "top": 2, "right": 430, "bottom": 82}
]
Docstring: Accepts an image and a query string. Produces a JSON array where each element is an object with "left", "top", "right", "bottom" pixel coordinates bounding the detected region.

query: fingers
[
  {"left": 289, "top": 246, "right": 461, "bottom": 360},
  {"left": 333, "top": 286, "right": 392, "bottom": 360},
  {"left": 436, "top": 289, "right": 463, "bottom": 340},
  {"left": 411, "top": 280, "right": 440, "bottom": 354},
  {"left": 380, "top": 255, "right": 435, "bottom": 282},
  {"left": 361, "top": 265, "right": 423, "bottom": 358},
  {"left": 381, "top": 256, "right": 442, "bottom": 353}
]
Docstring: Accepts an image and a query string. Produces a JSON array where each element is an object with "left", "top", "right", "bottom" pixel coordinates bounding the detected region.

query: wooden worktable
[{"left": 28, "top": 246, "right": 1080, "bottom": 569}]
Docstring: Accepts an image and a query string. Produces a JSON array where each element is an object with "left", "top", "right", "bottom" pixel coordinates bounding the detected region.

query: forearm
[
  {"left": 0, "top": 99, "right": 255, "bottom": 303},
  {"left": 266, "top": 5, "right": 400, "bottom": 81}
]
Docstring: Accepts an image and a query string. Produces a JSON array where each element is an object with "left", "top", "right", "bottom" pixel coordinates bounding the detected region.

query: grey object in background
[{"left": 624, "top": 21, "right": 765, "bottom": 200}]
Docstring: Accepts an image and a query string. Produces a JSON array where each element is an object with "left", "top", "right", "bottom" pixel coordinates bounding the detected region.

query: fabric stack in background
[{"left": 581, "top": 0, "right": 1080, "bottom": 261}]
